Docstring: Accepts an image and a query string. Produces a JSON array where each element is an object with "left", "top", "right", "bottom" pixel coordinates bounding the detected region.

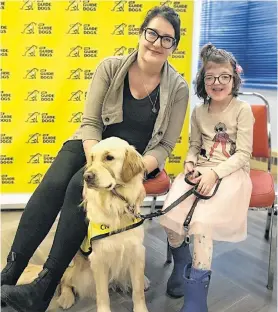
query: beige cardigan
[{"left": 69, "top": 50, "right": 189, "bottom": 167}]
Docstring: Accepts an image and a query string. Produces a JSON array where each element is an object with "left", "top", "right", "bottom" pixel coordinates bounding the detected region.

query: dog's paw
[
  {"left": 144, "top": 275, "right": 150, "bottom": 291},
  {"left": 57, "top": 287, "right": 75, "bottom": 310},
  {"left": 97, "top": 308, "right": 112, "bottom": 312}
]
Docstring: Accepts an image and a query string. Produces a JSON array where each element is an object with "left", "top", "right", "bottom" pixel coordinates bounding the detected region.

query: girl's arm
[
  {"left": 213, "top": 103, "right": 254, "bottom": 179},
  {"left": 185, "top": 107, "right": 202, "bottom": 165}
]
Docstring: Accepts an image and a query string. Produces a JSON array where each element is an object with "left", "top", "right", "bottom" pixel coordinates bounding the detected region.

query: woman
[{"left": 1, "top": 6, "right": 189, "bottom": 311}]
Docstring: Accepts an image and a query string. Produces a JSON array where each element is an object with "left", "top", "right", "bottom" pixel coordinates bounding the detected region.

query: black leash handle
[{"left": 139, "top": 171, "right": 222, "bottom": 227}]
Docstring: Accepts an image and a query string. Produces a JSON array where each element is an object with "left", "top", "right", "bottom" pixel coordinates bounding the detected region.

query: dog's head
[{"left": 84, "top": 137, "right": 145, "bottom": 190}]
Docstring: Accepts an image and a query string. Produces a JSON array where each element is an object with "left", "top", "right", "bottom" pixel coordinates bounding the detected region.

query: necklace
[{"left": 141, "top": 79, "right": 159, "bottom": 114}]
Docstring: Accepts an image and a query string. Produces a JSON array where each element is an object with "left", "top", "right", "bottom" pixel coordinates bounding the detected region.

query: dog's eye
[{"left": 106, "top": 155, "right": 114, "bottom": 161}]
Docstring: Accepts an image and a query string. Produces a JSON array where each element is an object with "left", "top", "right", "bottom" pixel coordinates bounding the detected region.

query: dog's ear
[{"left": 121, "top": 147, "right": 145, "bottom": 183}]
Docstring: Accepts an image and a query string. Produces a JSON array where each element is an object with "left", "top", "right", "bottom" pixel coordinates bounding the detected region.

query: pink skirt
[{"left": 160, "top": 167, "right": 252, "bottom": 242}]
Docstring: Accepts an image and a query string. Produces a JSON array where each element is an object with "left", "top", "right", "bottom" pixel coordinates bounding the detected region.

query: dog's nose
[{"left": 84, "top": 172, "right": 95, "bottom": 184}]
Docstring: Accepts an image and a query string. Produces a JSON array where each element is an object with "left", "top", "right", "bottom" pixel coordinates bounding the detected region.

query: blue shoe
[
  {"left": 179, "top": 264, "right": 211, "bottom": 312},
  {"left": 166, "top": 241, "right": 192, "bottom": 298}
]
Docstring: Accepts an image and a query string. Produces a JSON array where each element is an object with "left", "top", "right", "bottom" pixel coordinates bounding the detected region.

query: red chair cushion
[
  {"left": 249, "top": 169, "right": 275, "bottom": 208},
  {"left": 143, "top": 169, "right": 171, "bottom": 196}
]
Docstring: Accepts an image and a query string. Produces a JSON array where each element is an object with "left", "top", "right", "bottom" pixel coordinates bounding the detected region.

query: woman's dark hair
[
  {"left": 139, "top": 6, "right": 181, "bottom": 47},
  {"left": 195, "top": 43, "right": 242, "bottom": 102}
]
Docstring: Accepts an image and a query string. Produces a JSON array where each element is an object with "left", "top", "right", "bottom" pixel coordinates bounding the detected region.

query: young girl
[{"left": 160, "top": 43, "right": 254, "bottom": 312}]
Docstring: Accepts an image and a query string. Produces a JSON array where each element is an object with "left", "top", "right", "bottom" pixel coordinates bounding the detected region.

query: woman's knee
[{"left": 64, "top": 169, "right": 84, "bottom": 203}]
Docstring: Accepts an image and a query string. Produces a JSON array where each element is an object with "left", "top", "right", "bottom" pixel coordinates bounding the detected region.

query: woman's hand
[
  {"left": 82, "top": 184, "right": 86, "bottom": 199},
  {"left": 194, "top": 170, "right": 218, "bottom": 195}
]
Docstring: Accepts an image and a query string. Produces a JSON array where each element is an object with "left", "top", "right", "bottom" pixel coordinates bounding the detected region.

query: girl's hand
[
  {"left": 184, "top": 161, "right": 195, "bottom": 174},
  {"left": 194, "top": 170, "right": 218, "bottom": 195}
]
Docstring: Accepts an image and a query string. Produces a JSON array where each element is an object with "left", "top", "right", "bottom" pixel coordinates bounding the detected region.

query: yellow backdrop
[{"left": 1, "top": 0, "right": 194, "bottom": 193}]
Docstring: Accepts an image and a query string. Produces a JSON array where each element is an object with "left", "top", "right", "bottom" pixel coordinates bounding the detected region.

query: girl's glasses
[{"left": 204, "top": 74, "right": 233, "bottom": 86}]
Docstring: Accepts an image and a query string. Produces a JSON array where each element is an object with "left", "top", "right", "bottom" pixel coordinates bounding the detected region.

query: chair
[
  {"left": 165, "top": 92, "right": 277, "bottom": 290},
  {"left": 143, "top": 169, "right": 171, "bottom": 214},
  {"left": 240, "top": 91, "right": 276, "bottom": 290}
]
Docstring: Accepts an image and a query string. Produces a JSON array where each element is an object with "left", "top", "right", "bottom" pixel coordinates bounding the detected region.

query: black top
[{"left": 102, "top": 74, "right": 160, "bottom": 154}]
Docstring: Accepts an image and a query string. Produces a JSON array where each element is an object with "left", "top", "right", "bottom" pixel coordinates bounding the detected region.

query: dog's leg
[
  {"left": 129, "top": 246, "right": 149, "bottom": 312},
  {"left": 91, "top": 255, "right": 111, "bottom": 312},
  {"left": 57, "top": 284, "right": 76, "bottom": 310}
]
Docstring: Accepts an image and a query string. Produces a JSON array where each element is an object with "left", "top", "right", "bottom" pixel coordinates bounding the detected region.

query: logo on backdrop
[
  {"left": 68, "top": 90, "right": 84, "bottom": 102},
  {"left": 67, "top": 23, "right": 98, "bottom": 35},
  {"left": 0, "top": 69, "right": 10, "bottom": 79},
  {"left": 66, "top": 0, "right": 98, "bottom": 11},
  {"left": 172, "top": 49, "right": 186, "bottom": 59},
  {"left": 0, "top": 48, "right": 9, "bottom": 56},
  {"left": 20, "top": 0, "right": 52, "bottom": 11},
  {"left": 0, "top": 25, "right": 7, "bottom": 34},
  {"left": 68, "top": 68, "right": 83, "bottom": 79},
  {"left": 23, "top": 46, "right": 54, "bottom": 57},
  {"left": 26, "top": 133, "right": 41, "bottom": 144},
  {"left": 69, "top": 112, "right": 83, "bottom": 123},
  {"left": 0, "top": 155, "right": 14, "bottom": 164},
  {"left": 114, "top": 46, "right": 135, "bottom": 56},
  {"left": 28, "top": 153, "right": 55, "bottom": 164},
  {"left": 25, "top": 91, "right": 55, "bottom": 102},
  {"left": 26, "top": 133, "right": 56, "bottom": 144},
  {"left": 28, "top": 173, "right": 43, "bottom": 184},
  {"left": 1, "top": 91, "right": 11, "bottom": 101},
  {"left": 111, "top": 1, "right": 142, "bottom": 12},
  {"left": 67, "top": 23, "right": 82, "bottom": 34},
  {"left": 168, "top": 153, "right": 182, "bottom": 164},
  {"left": 112, "top": 24, "right": 140, "bottom": 35},
  {"left": 112, "top": 23, "right": 127, "bottom": 35},
  {"left": 67, "top": 46, "right": 82, "bottom": 57},
  {"left": 0, "top": 134, "right": 13, "bottom": 144},
  {"left": 67, "top": 46, "right": 97, "bottom": 57},
  {"left": 24, "top": 68, "right": 54, "bottom": 79},
  {"left": 0, "top": 1, "right": 6, "bottom": 10},
  {"left": 0, "top": 113, "right": 12, "bottom": 123},
  {"left": 112, "top": 0, "right": 126, "bottom": 11},
  {"left": 1, "top": 174, "right": 15, "bottom": 184},
  {"left": 25, "top": 112, "right": 56, "bottom": 123},
  {"left": 22, "top": 22, "right": 53, "bottom": 35},
  {"left": 160, "top": 1, "right": 187, "bottom": 12},
  {"left": 21, "top": 0, "right": 34, "bottom": 10}
]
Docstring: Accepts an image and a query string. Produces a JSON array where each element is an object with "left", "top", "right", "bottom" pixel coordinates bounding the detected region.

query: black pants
[{"left": 11, "top": 140, "right": 87, "bottom": 278}]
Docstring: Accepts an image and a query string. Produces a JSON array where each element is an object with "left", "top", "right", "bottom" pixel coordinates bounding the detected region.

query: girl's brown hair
[{"left": 195, "top": 43, "right": 242, "bottom": 103}]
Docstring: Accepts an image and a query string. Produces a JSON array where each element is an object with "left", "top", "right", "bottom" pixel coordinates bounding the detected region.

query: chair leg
[
  {"left": 150, "top": 196, "right": 157, "bottom": 214},
  {"left": 265, "top": 208, "right": 272, "bottom": 240},
  {"left": 165, "top": 240, "right": 172, "bottom": 264},
  {"left": 267, "top": 204, "right": 277, "bottom": 290}
]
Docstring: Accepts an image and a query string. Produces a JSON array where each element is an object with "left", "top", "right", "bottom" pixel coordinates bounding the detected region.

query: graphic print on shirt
[{"left": 209, "top": 122, "right": 236, "bottom": 158}]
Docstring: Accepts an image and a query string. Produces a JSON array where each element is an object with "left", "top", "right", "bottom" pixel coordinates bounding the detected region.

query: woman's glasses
[{"left": 144, "top": 28, "right": 176, "bottom": 49}]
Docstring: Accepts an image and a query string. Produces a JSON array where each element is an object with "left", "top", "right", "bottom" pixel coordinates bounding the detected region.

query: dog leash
[
  {"left": 112, "top": 171, "right": 222, "bottom": 242},
  {"left": 79, "top": 172, "right": 222, "bottom": 254}
]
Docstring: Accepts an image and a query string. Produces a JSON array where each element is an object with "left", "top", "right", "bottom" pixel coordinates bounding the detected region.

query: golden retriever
[{"left": 55, "top": 137, "right": 149, "bottom": 312}]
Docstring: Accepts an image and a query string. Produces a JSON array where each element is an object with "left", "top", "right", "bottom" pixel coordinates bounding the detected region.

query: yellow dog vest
[{"left": 80, "top": 217, "right": 144, "bottom": 256}]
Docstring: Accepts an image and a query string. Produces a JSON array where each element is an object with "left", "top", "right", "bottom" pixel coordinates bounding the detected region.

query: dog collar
[
  {"left": 79, "top": 217, "right": 144, "bottom": 257},
  {"left": 111, "top": 188, "right": 140, "bottom": 218}
]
